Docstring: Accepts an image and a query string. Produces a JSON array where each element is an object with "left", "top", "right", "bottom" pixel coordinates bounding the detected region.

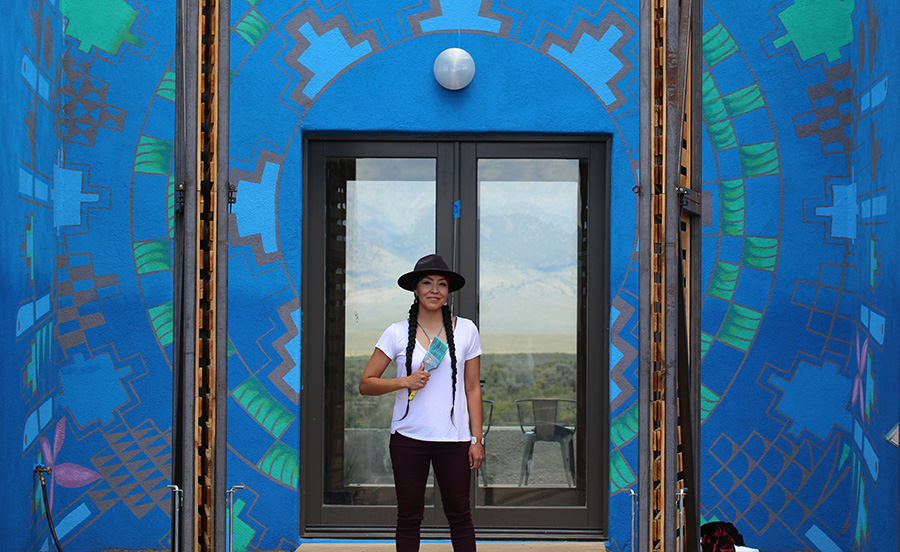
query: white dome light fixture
[{"left": 433, "top": 47, "right": 475, "bottom": 90}]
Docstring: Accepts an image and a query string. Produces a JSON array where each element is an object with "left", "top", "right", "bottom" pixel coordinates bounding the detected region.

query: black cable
[{"left": 35, "top": 465, "right": 64, "bottom": 552}]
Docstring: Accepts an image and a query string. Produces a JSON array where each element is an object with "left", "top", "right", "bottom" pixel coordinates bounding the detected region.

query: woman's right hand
[{"left": 406, "top": 365, "right": 430, "bottom": 390}]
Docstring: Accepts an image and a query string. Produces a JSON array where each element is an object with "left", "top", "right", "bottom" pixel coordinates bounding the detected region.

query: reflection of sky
[
  {"left": 479, "top": 181, "right": 578, "bottom": 336},
  {"left": 346, "top": 178, "right": 435, "bottom": 333},
  {"left": 344, "top": 159, "right": 580, "bottom": 349}
]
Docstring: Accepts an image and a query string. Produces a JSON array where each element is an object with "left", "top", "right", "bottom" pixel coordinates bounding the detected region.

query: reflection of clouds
[
  {"left": 480, "top": 179, "right": 578, "bottom": 334},
  {"left": 345, "top": 285, "right": 412, "bottom": 332},
  {"left": 346, "top": 179, "right": 435, "bottom": 290},
  {"left": 342, "top": 166, "right": 581, "bottom": 336}
]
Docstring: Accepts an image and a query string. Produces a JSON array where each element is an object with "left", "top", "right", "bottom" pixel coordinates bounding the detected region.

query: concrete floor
[{"left": 294, "top": 543, "right": 606, "bottom": 551}]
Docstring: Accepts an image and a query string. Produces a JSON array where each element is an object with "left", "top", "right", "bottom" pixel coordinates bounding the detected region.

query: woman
[{"left": 359, "top": 254, "right": 484, "bottom": 552}]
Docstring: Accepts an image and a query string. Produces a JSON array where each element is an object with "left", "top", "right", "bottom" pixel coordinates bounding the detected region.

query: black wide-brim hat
[{"left": 397, "top": 254, "right": 466, "bottom": 292}]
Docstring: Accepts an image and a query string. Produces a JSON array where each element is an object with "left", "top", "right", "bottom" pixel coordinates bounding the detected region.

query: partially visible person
[
  {"left": 359, "top": 254, "right": 483, "bottom": 552},
  {"left": 700, "top": 521, "right": 759, "bottom": 552}
]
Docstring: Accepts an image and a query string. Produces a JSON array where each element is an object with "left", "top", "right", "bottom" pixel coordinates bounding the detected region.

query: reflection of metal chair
[
  {"left": 480, "top": 399, "right": 494, "bottom": 486},
  {"left": 515, "top": 398, "right": 576, "bottom": 487}
]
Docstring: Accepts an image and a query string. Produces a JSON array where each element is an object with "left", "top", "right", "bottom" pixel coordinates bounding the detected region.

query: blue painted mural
[{"left": 1, "top": 1, "right": 896, "bottom": 551}]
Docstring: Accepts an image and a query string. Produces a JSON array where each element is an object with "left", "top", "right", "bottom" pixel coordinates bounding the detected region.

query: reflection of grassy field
[
  {"left": 345, "top": 332, "right": 576, "bottom": 356},
  {"left": 344, "top": 351, "right": 577, "bottom": 428}
]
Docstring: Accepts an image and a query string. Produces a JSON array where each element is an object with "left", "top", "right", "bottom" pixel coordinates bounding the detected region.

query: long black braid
[
  {"left": 441, "top": 303, "right": 458, "bottom": 421},
  {"left": 404, "top": 298, "right": 418, "bottom": 379},
  {"left": 396, "top": 296, "right": 458, "bottom": 422},
  {"left": 396, "top": 298, "right": 419, "bottom": 421}
]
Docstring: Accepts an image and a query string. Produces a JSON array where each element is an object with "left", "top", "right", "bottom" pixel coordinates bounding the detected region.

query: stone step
[{"left": 295, "top": 542, "right": 607, "bottom": 551}]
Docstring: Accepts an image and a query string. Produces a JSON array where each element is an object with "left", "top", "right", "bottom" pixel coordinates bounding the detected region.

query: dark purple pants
[{"left": 389, "top": 432, "right": 476, "bottom": 552}]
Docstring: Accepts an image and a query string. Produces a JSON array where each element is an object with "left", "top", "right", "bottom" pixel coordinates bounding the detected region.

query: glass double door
[{"left": 302, "top": 138, "right": 609, "bottom": 538}]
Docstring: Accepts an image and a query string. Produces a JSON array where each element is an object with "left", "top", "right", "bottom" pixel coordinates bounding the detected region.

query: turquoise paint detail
[
  {"left": 548, "top": 25, "right": 623, "bottom": 105},
  {"left": 59, "top": 353, "right": 131, "bottom": 427},
  {"left": 297, "top": 23, "right": 372, "bottom": 99},
  {"left": 772, "top": 0, "right": 854, "bottom": 62},
  {"left": 859, "top": 306, "right": 885, "bottom": 345},
  {"left": 815, "top": 180, "right": 857, "bottom": 239},
  {"left": 59, "top": 0, "right": 145, "bottom": 55},
  {"left": 284, "top": 308, "right": 301, "bottom": 394},
  {"left": 859, "top": 77, "right": 887, "bottom": 115},
  {"left": 23, "top": 399, "right": 53, "bottom": 452},
  {"left": 419, "top": 0, "right": 502, "bottom": 34},
  {"left": 228, "top": 498, "right": 256, "bottom": 552},
  {"left": 805, "top": 523, "right": 842, "bottom": 552},
  {"left": 54, "top": 502, "right": 91, "bottom": 540},
  {"left": 235, "top": 162, "right": 280, "bottom": 254},
  {"left": 16, "top": 294, "right": 51, "bottom": 337},
  {"left": 20, "top": 54, "right": 52, "bottom": 101},
  {"left": 854, "top": 420, "right": 879, "bottom": 481},
  {"left": 768, "top": 360, "right": 851, "bottom": 441},
  {"left": 608, "top": 305, "right": 622, "bottom": 401},
  {"left": 19, "top": 167, "right": 50, "bottom": 202},
  {"left": 53, "top": 164, "right": 98, "bottom": 228}
]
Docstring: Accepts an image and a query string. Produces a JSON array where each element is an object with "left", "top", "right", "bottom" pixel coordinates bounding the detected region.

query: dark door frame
[{"left": 301, "top": 134, "right": 610, "bottom": 540}]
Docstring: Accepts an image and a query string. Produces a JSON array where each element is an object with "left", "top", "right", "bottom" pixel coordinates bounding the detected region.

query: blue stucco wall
[
  {"left": 1, "top": 1, "right": 897, "bottom": 551},
  {"left": 2, "top": 0, "right": 175, "bottom": 550}
]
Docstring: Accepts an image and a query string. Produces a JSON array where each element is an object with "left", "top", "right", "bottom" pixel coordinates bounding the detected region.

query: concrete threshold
[{"left": 295, "top": 542, "right": 607, "bottom": 551}]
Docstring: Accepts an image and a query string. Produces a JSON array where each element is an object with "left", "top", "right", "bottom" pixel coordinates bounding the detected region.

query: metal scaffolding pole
[
  {"left": 639, "top": 0, "right": 702, "bottom": 550},
  {"left": 174, "top": 0, "right": 230, "bottom": 550}
]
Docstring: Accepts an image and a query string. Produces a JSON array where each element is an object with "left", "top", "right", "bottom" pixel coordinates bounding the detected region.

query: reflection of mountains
[
  {"left": 345, "top": 191, "right": 434, "bottom": 290},
  {"left": 481, "top": 212, "right": 576, "bottom": 271}
]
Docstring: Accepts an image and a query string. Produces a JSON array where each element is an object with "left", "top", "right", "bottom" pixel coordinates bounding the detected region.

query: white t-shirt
[{"left": 376, "top": 316, "right": 482, "bottom": 442}]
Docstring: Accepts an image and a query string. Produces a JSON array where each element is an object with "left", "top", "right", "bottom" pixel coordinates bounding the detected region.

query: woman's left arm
[{"left": 464, "top": 355, "right": 484, "bottom": 470}]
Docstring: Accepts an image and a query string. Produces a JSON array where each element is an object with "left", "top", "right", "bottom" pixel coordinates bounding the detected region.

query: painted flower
[
  {"left": 850, "top": 328, "right": 869, "bottom": 421},
  {"left": 39, "top": 417, "right": 103, "bottom": 513}
]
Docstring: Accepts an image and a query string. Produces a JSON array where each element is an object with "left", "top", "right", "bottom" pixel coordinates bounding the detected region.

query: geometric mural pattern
[
  {"left": 89, "top": 419, "right": 172, "bottom": 518},
  {"left": 60, "top": 51, "right": 127, "bottom": 146},
  {"left": 55, "top": 253, "right": 120, "bottom": 351},
  {"left": 3, "top": 0, "right": 897, "bottom": 551}
]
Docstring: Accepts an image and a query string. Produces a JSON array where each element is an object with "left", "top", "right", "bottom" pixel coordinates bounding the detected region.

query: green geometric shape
[
  {"left": 609, "top": 449, "right": 636, "bottom": 493},
  {"left": 133, "top": 239, "right": 172, "bottom": 274},
  {"left": 234, "top": 9, "right": 271, "bottom": 46},
  {"left": 227, "top": 336, "right": 236, "bottom": 357},
  {"left": 838, "top": 443, "right": 851, "bottom": 469},
  {"left": 723, "top": 84, "right": 765, "bottom": 118},
  {"left": 134, "top": 135, "right": 174, "bottom": 175},
  {"left": 719, "top": 179, "right": 746, "bottom": 236},
  {"left": 246, "top": 0, "right": 263, "bottom": 6},
  {"left": 717, "top": 304, "right": 763, "bottom": 352},
  {"left": 700, "top": 384, "right": 721, "bottom": 424},
  {"left": 167, "top": 176, "right": 176, "bottom": 239},
  {"left": 228, "top": 498, "right": 256, "bottom": 552},
  {"left": 59, "top": 0, "right": 145, "bottom": 55},
  {"left": 148, "top": 301, "right": 174, "bottom": 348},
  {"left": 773, "top": 0, "right": 854, "bottom": 62},
  {"left": 157, "top": 70, "right": 176, "bottom": 101},
  {"left": 708, "top": 262, "right": 740, "bottom": 302},
  {"left": 700, "top": 332, "right": 714, "bottom": 360},
  {"left": 257, "top": 441, "right": 299, "bottom": 489},
  {"left": 610, "top": 404, "right": 639, "bottom": 448},
  {"left": 869, "top": 235, "right": 878, "bottom": 289},
  {"left": 738, "top": 142, "right": 779, "bottom": 177},
  {"left": 742, "top": 236, "right": 779, "bottom": 272},
  {"left": 702, "top": 71, "right": 728, "bottom": 124},
  {"left": 702, "top": 23, "right": 738, "bottom": 66},
  {"left": 234, "top": 376, "right": 296, "bottom": 438},
  {"left": 707, "top": 119, "right": 738, "bottom": 151}
]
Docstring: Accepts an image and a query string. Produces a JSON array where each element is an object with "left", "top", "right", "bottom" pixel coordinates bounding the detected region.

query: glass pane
[
  {"left": 476, "top": 159, "right": 585, "bottom": 507},
  {"left": 324, "top": 158, "right": 436, "bottom": 506}
]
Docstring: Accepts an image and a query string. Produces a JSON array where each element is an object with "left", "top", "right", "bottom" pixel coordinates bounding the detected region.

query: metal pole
[
  {"left": 629, "top": 488, "right": 638, "bottom": 552},
  {"left": 677, "top": 487, "right": 688, "bottom": 552},
  {"left": 227, "top": 484, "right": 245, "bottom": 552},
  {"left": 167, "top": 485, "right": 183, "bottom": 552}
]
